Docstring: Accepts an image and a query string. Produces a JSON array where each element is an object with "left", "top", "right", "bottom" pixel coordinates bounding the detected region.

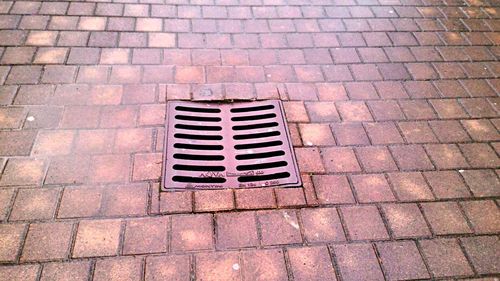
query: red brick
[
  {"left": 299, "top": 124, "right": 335, "bottom": 146},
  {"left": 382, "top": 203, "right": 431, "bottom": 238},
  {"left": 356, "top": 146, "right": 398, "bottom": 172},
  {"left": 90, "top": 154, "right": 130, "bottom": 183},
  {"left": 171, "top": 214, "right": 213, "bottom": 252},
  {"left": 399, "top": 100, "right": 436, "bottom": 120},
  {"left": 10, "top": 188, "right": 59, "bottom": 221},
  {"left": 0, "top": 107, "right": 25, "bottom": 129},
  {"left": 398, "top": 121, "right": 438, "bottom": 144},
  {"left": 312, "top": 175, "right": 355, "bottom": 204},
  {"left": 365, "top": 122, "right": 404, "bottom": 145},
  {"left": 40, "top": 262, "right": 91, "bottom": 281},
  {"left": 216, "top": 212, "right": 258, "bottom": 249},
  {"left": 304, "top": 102, "right": 340, "bottom": 122},
  {"left": 0, "top": 131, "right": 37, "bottom": 156},
  {"left": 139, "top": 105, "right": 166, "bottom": 126},
  {"left": 93, "top": 257, "right": 143, "bottom": 281},
  {"left": 32, "top": 130, "right": 75, "bottom": 156},
  {"left": 145, "top": 255, "right": 191, "bottom": 281},
  {"left": 100, "top": 184, "right": 148, "bottom": 217},
  {"left": 288, "top": 246, "right": 337, "bottom": 281},
  {"left": 368, "top": 100, "right": 405, "bottom": 121},
  {"left": 258, "top": 210, "right": 302, "bottom": 246},
  {"left": 461, "top": 169, "right": 499, "bottom": 197},
  {"left": 0, "top": 189, "right": 14, "bottom": 220},
  {"left": 331, "top": 123, "right": 369, "bottom": 145},
  {"left": 100, "top": 106, "right": 138, "bottom": 128},
  {"left": 21, "top": 222, "right": 73, "bottom": 261},
  {"left": 337, "top": 101, "right": 373, "bottom": 121},
  {"left": 283, "top": 101, "right": 309, "bottom": 122},
  {"left": 123, "top": 217, "right": 168, "bottom": 255},
  {"left": 45, "top": 155, "right": 90, "bottom": 184},
  {"left": 109, "top": 66, "right": 141, "bottom": 83},
  {"left": 241, "top": 249, "right": 288, "bottom": 281},
  {"left": 194, "top": 189, "right": 234, "bottom": 212},
  {"left": 351, "top": 174, "right": 396, "bottom": 203},
  {"left": 0, "top": 158, "right": 46, "bottom": 186},
  {"left": 460, "top": 143, "right": 500, "bottom": 168},
  {"left": 429, "top": 120, "right": 471, "bottom": 143},
  {"left": 74, "top": 130, "right": 113, "bottom": 154},
  {"left": 461, "top": 200, "right": 500, "bottom": 234},
  {"left": 235, "top": 188, "right": 275, "bottom": 209},
  {"left": 376, "top": 241, "right": 430, "bottom": 280},
  {"left": 295, "top": 147, "right": 325, "bottom": 173},
  {"left": 425, "top": 144, "right": 469, "bottom": 169},
  {"left": 333, "top": 243, "right": 385, "bottom": 281},
  {"left": 316, "top": 83, "right": 348, "bottom": 101},
  {"left": 58, "top": 187, "right": 103, "bottom": 218},
  {"left": 114, "top": 128, "right": 153, "bottom": 153},
  {"left": 421, "top": 202, "right": 472, "bottom": 235},
  {"left": 132, "top": 153, "right": 162, "bottom": 181},
  {"left": 51, "top": 84, "right": 89, "bottom": 105},
  {"left": 196, "top": 252, "right": 240, "bottom": 281},
  {"left": 60, "top": 106, "right": 100, "bottom": 129},
  {"left": 301, "top": 207, "right": 345, "bottom": 243},
  {"left": 0, "top": 265, "right": 39, "bottom": 281},
  {"left": 341, "top": 205, "right": 388, "bottom": 240},
  {"left": 175, "top": 66, "right": 205, "bottom": 83},
  {"left": 41, "top": 66, "right": 76, "bottom": 84},
  {"left": 388, "top": 172, "right": 434, "bottom": 201},
  {"left": 420, "top": 238, "right": 474, "bottom": 278},
  {"left": 423, "top": 171, "right": 471, "bottom": 199},
  {"left": 0, "top": 224, "right": 26, "bottom": 262},
  {"left": 390, "top": 145, "right": 434, "bottom": 170},
  {"left": 159, "top": 191, "right": 192, "bottom": 214},
  {"left": 461, "top": 236, "right": 500, "bottom": 275},
  {"left": 321, "top": 147, "right": 361, "bottom": 173},
  {"left": 462, "top": 119, "right": 499, "bottom": 142},
  {"left": 275, "top": 188, "right": 306, "bottom": 207},
  {"left": 72, "top": 219, "right": 122, "bottom": 258}
]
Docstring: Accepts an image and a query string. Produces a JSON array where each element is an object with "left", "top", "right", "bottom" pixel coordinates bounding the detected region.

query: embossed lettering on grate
[{"left": 162, "top": 100, "right": 301, "bottom": 191}]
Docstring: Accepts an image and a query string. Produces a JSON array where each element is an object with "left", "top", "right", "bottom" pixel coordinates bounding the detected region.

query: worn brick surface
[{"left": 0, "top": 0, "right": 499, "bottom": 278}]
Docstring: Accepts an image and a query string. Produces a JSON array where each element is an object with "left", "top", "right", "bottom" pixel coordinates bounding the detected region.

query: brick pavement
[{"left": 0, "top": 0, "right": 499, "bottom": 280}]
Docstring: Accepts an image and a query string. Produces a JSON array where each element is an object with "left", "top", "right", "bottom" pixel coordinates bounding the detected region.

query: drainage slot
[
  {"left": 173, "top": 176, "right": 226, "bottom": 183},
  {"left": 173, "top": 154, "right": 225, "bottom": 161},
  {"left": 231, "top": 113, "right": 277, "bottom": 122},
  {"left": 174, "top": 143, "right": 223, "bottom": 150},
  {"left": 235, "top": 140, "right": 283, "bottom": 150},
  {"left": 234, "top": 131, "right": 280, "bottom": 140},
  {"left": 236, "top": 150, "right": 285, "bottom": 160},
  {"left": 173, "top": 164, "right": 225, "bottom": 171},
  {"left": 238, "top": 172, "right": 291, "bottom": 182},
  {"left": 175, "top": 115, "right": 221, "bottom": 122},
  {"left": 175, "top": 124, "right": 222, "bottom": 131},
  {"left": 176, "top": 106, "right": 221, "bottom": 113},
  {"left": 230, "top": 104, "right": 275, "bottom": 113},
  {"left": 174, "top": 133, "right": 223, "bottom": 141},
  {"left": 236, "top": 161, "right": 288, "bottom": 171},
  {"left": 233, "top": 122, "right": 278, "bottom": 131}
]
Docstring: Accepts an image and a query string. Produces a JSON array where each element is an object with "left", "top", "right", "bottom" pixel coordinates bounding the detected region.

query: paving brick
[
  {"left": 321, "top": 147, "right": 361, "bottom": 173},
  {"left": 10, "top": 188, "right": 59, "bottom": 221},
  {"left": 429, "top": 120, "right": 471, "bottom": 143},
  {"left": 241, "top": 249, "right": 288, "bottom": 281},
  {"left": 0, "top": 158, "right": 46, "bottom": 186},
  {"left": 341, "top": 205, "right": 388, "bottom": 241},
  {"left": 21, "top": 222, "right": 73, "bottom": 261},
  {"left": 356, "top": 146, "right": 398, "bottom": 173},
  {"left": 196, "top": 252, "right": 241, "bottom": 281},
  {"left": 0, "top": 107, "right": 25, "bottom": 129},
  {"left": 159, "top": 191, "right": 192, "bottom": 214},
  {"left": 300, "top": 207, "right": 345, "bottom": 243},
  {"left": 331, "top": 123, "right": 369, "bottom": 145},
  {"left": 423, "top": 171, "right": 471, "bottom": 199},
  {"left": 40, "top": 262, "right": 91, "bottom": 281},
  {"left": 461, "top": 200, "right": 500, "bottom": 234},
  {"left": 333, "top": 243, "right": 385, "bottom": 281},
  {"left": 294, "top": 147, "right": 325, "bottom": 173},
  {"left": 0, "top": 189, "right": 14, "bottom": 221},
  {"left": 388, "top": 172, "right": 434, "bottom": 201},
  {"left": 0, "top": 224, "right": 26, "bottom": 262},
  {"left": 312, "top": 175, "right": 355, "bottom": 205},
  {"left": 90, "top": 154, "right": 130, "bottom": 183},
  {"left": 337, "top": 101, "right": 373, "bottom": 121},
  {"left": 99, "top": 105, "right": 138, "bottom": 128},
  {"left": 425, "top": 144, "right": 470, "bottom": 169},
  {"left": 145, "top": 255, "right": 190, "bottom": 281},
  {"left": 382, "top": 203, "right": 431, "bottom": 238},
  {"left": 376, "top": 241, "right": 430, "bottom": 280},
  {"left": 0, "top": 131, "right": 37, "bottom": 156},
  {"left": 0, "top": 264, "right": 39, "bottom": 281},
  {"left": 194, "top": 189, "right": 234, "bottom": 212},
  {"left": 216, "top": 212, "right": 258, "bottom": 249},
  {"left": 171, "top": 214, "right": 213, "bottom": 252},
  {"left": 420, "top": 238, "right": 473, "bottom": 278},
  {"left": 45, "top": 155, "right": 90, "bottom": 184},
  {"left": 461, "top": 169, "right": 500, "bottom": 197},
  {"left": 32, "top": 130, "right": 75, "bottom": 155},
  {"left": 258, "top": 210, "right": 302, "bottom": 246},
  {"left": 365, "top": 122, "right": 404, "bottom": 145},
  {"left": 461, "top": 236, "right": 500, "bottom": 275},
  {"left": 58, "top": 187, "right": 103, "bottom": 218},
  {"left": 421, "top": 202, "right": 472, "bottom": 235},
  {"left": 390, "top": 145, "right": 434, "bottom": 171},
  {"left": 460, "top": 143, "right": 500, "bottom": 168},
  {"left": 288, "top": 246, "right": 337, "bottom": 281},
  {"left": 235, "top": 188, "right": 275, "bottom": 210},
  {"left": 351, "top": 174, "right": 395, "bottom": 203},
  {"left": 461, "top": 119, "right": 499, "bottom": 142},
  {"left": 93, "top": 257, "right": 143, "bottom": 281},
  {"left": 73, "top": 219, "right": 122, "bottom": 258},
  {"left": 123, "top": 217, "right": 168, "bottom": 255}
]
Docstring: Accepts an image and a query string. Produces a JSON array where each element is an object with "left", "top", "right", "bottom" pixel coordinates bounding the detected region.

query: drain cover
[{"left": 162, "top": 100, "right": 301, "bottom": 190}]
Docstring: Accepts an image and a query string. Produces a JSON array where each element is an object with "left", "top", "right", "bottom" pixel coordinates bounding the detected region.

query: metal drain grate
[{"left": 162, "top": 100, "right": 301, "bottom": 190}]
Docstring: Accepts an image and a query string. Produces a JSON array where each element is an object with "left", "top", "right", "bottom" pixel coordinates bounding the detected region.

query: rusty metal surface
[{"left": 162, "top": 100, "right": 301, "bottom": 190}]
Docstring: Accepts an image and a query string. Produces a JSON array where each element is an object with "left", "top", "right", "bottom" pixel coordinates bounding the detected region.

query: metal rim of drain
[{"left": 162, "top": 100, "right": 302, "bottom": 191}]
